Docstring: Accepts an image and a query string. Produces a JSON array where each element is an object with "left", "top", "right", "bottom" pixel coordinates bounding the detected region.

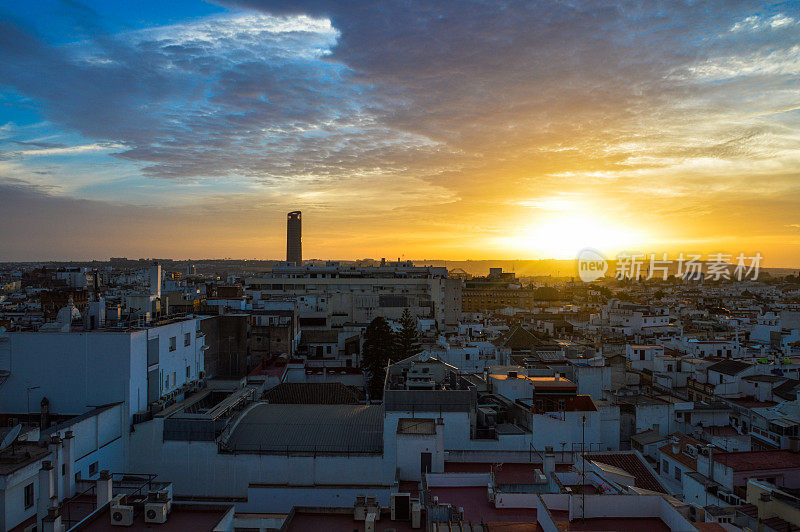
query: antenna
[{"left": 0, "top": 424, "right": 22, "bottom": 452}]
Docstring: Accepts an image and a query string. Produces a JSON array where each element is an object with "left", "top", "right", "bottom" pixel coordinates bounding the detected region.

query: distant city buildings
[{"left": 1, "top": 258, "right": 800, "bottom": 530}]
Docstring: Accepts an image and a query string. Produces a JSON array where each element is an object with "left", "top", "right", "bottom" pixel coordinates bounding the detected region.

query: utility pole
[
  {"left": 225, "top": 336, "right": 234, "bottom": 376},
  {"left": 581, "top": 414, "right": 586, "bottom": 521},
  {"left": 26, "top": 385, "right": 40, "bottom": 416}
]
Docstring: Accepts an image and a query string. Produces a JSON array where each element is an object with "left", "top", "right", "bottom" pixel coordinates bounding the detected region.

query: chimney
[
  {"left": 96, "top": 470, "right": 113, "bottom": 507},
  {"left": 671, "top": 436, "right": 680, "bottom": 455},
  {"left": 62, "top": 431, "right": 75, "bottom": 499},
  {"left": 38, "top": 460, "right": 55, "bottom": 528},
  {"left": 758, "top": 492, "right": 772, "bottom": 519},
  {"left": 544, "top": 446, "right": 556, "bottom": 477},
  {"left": 789, "top": 437, "right": 799, "bottom": 453},
  {"left": 41, "top": 507, "right": 63, "bottom": 532},
  {"left": 48, "top": 435, "right": 62, "bottom": 503}
]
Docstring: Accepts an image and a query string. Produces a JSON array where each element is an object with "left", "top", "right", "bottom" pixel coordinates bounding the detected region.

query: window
[
  {"left": 674, "top": 467, "right": 682, "bottom": 481},
  {"left": 186, "top": 366, "right": 191, "bottom": 379},
  {"left": 169, "top": 336, "right": 176, "bottom": 351},
  {"left": 662, "top": 460, "right": 669, "bottom": 474},
  {"left": 24, "top": 482, "right": 34, "bottom": 509},
  {"left": 184, "top": 332, "right": 191, "bottom": 346},
  {"left": 89, "top": 461, "right": 98, "bottom": 477},
  {"left": 465, "top": 353, "right": 470, "bottom": 361},
  {"left": 172, "top": 372, "right": 177, "bottom": 386}
]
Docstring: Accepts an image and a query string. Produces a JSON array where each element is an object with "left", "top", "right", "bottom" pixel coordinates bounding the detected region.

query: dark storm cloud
[
  {"left": 0, "top": 8, "right": 441, "bottom": 180},
  {"left": 2, "top": 1, "right": 798, "bottom": 184},
  {"left": 219, "top": 1, "right": 800, "bottom": 165}
]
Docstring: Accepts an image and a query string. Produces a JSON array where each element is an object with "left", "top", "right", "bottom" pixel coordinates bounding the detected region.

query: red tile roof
[
  {"left": 713, "top": 450, "right": 800, "bottom": 472},
  {"left": 584, "top": 453, "right": 667, "bottom": 493},
  {"left": 658, "top": 433, "right": 703, "bottom": 471}
]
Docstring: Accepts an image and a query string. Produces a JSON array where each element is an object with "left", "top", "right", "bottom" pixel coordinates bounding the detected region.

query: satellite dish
[{"left": 0, "top": 424, "right": 22, "bottom": 452}]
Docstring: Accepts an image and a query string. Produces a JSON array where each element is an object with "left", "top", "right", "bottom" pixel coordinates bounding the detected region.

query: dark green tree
[
  {"left": 362, "top": 316, "right": 395, "bottom": 399},
  {"left": 533, "top": 286, "right": 559, "bottom": 301},
  {"left": 396, "top": 308, "right": 422, "bottom": 360}
]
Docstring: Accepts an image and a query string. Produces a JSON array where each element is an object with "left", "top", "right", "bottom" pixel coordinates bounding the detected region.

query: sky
[{"left": 1, "top": 1, "right": 800, "bottom": 265}]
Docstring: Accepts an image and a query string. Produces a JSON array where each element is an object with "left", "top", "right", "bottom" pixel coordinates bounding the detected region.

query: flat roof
[
  {"left": 285, "top": 508, "right": 418, "bottom": 531},
  {"left": 74, "top": 502, "right": 232, "bottom": 531},
  {"left": 429, "top": 486, "right": 538, "bottom": 523},
  {"left": 0, "top": 441, "right": 50, "bottom": 476},
  {"left": 713, "top": 450, "right": 800, "bottom": 472},
  {"left": 225, "top": 404, "right": 383, "bottom": 454}
]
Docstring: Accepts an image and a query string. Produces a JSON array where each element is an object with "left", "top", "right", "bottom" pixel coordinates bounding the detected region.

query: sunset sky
[{"left": 1, "top": 1, "right": 800, "bottom": 264}]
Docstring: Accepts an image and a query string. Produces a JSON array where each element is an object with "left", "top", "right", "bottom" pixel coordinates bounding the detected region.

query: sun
[{"left": 499, "top": 211, "right": 647, "bottom": 260}]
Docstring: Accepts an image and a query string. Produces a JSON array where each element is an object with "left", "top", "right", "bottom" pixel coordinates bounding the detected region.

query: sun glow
[{"left": 500, "top": 212, "right": 647, "bottom": 260}]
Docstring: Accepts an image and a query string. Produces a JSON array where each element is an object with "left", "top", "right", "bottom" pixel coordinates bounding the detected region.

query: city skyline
[{"left": 2, "top": 1, "right": 800, "bottom": 265}]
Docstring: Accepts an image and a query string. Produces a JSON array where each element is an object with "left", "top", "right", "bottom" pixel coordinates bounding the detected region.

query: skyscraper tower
[{"left": 286, "top": 211, "right": 302, "bottom": 264}]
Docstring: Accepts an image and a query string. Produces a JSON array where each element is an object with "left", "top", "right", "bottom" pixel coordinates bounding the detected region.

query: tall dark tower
[{"left": 286, "top": 211, "right": 302, "bottom": 264}]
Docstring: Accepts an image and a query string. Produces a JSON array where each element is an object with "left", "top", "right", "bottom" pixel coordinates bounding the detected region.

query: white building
[
  {"left": 246, "top": 262, "right": 460, "bottom": 327},
  {"left": 626, "top": 344, "right": 665, "bottom": 372},
  {"left": 0, "top": 315, "right": 206, "bottom": 423}
]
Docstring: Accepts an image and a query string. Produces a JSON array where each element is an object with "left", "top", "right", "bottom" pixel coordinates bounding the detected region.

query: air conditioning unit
[
  {"left": 366, "top": 496, "right": 380, "bottom": 521},
  {"left": 365, "top": 512, "right": 377, "bottom": 532},
  {"left": 411, "top": 502, "right": 422, "bottom": 529},
  {"left": 110, "top": 504, "right": 134, "bottom": 526},
  {"left": 354, "top": 495, "right": 367, "bottom": 520},
  {"left": 145, "top": 502, "right": 168, "bottom": 523}
]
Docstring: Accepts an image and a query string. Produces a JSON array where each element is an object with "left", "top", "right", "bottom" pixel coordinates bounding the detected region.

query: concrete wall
[
  {"left": 128, "top": 418, "right": 390, "bottom": 498},
  {"left": 396, "top": 427, "right": 444, "bottom": 481},
  {"left": 0, "top": 457, "right": 49, "bottom": 531},
  {"left": 240, "top": 485, "right": 393, "bottom": 513},
  {"left": 1, "top": 320, "right": 203, "bottom": 422},
  {"left": 1, "top": 332, "right": 132, "bottom": 415}
]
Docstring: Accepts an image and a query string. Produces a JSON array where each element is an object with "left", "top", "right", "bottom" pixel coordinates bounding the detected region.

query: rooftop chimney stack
[
  {"left": 287, "top": 211, "right": 302, "bottom": 265},
  {"left": 544, "top": 446, "right": 556, "bottom": 477},
  {"left": 38, "top": 460, "right": 54, "bottom": 529},
  {"left": 96, "top": 470, "right": 113, "bottom": 507}
]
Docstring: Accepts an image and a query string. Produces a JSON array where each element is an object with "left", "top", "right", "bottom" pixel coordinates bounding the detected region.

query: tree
[
  {"left": 396, "top": 308, "right": 422, "bottom": 360},
  {"left": 533, "top": 286, "right": 559, "bottom": 301},
  {"left": 362, "top": 316, "right": 395, "bottom": 399}
]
